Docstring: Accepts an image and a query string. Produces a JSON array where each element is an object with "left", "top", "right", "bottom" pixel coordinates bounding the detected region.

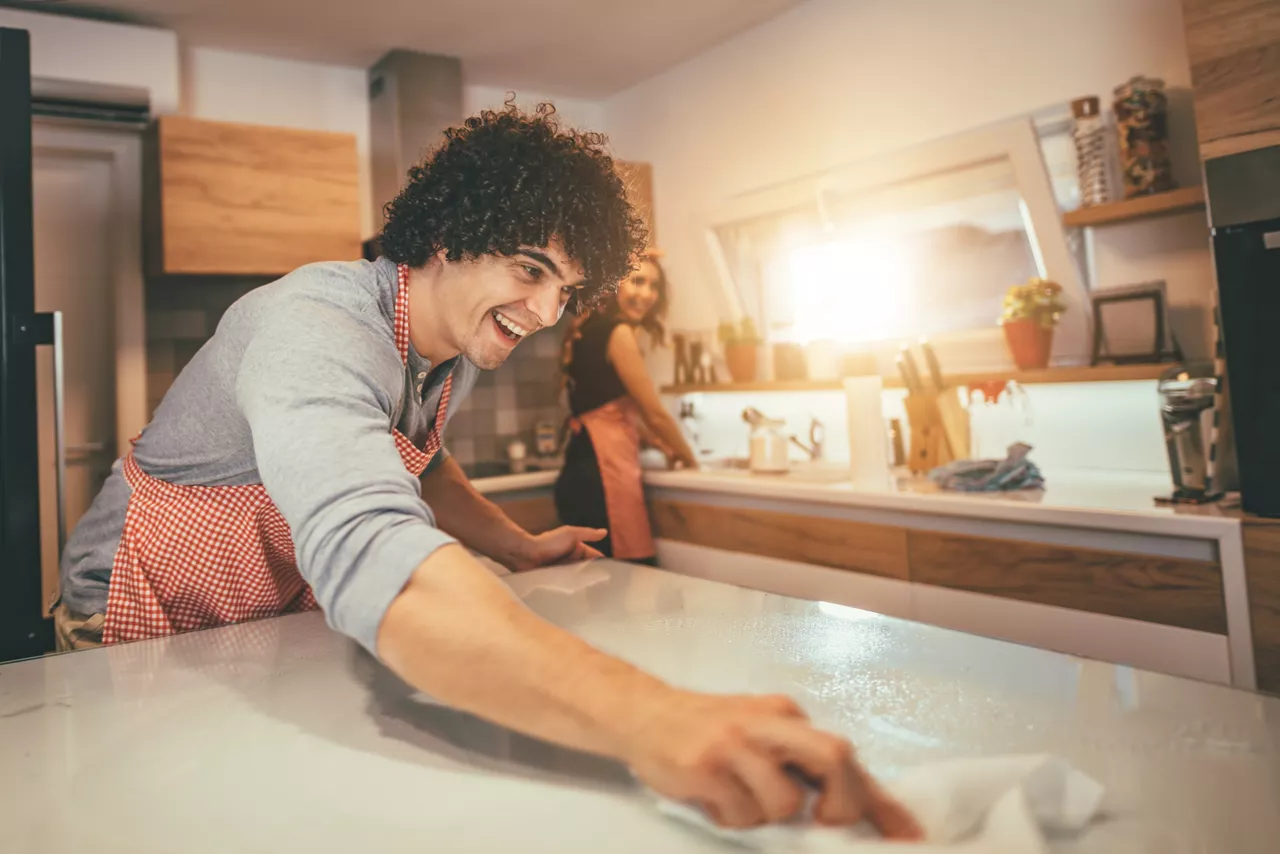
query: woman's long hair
[{"left": 559, "top": 253, "right": 670, "bottom": 389}]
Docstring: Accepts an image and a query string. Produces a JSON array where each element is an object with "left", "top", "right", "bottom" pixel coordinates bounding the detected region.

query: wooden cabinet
[
  {"left": 145, "top": 116, "right": 361, "bottom": 276},
  {"left": 616, "top": 160, "right": 656, "bottom": 247},
  {"left": 1242, "top": 520, "right": 1280, "bottom": 692},
  {"left": 649, "top": 498, "right": 1226, "bottom": 635},
  {"left": 1181, "top": 0, "right": 1280, "bottom": 159},
  {"left": 489, "top": 493, "right": 561, "bottom": 535},
  {"left": 650, "top": 498, "right": 909, "bottom": 580},
  {"left": 907, "top": 530, "right": 1226, "bottom": 634}
]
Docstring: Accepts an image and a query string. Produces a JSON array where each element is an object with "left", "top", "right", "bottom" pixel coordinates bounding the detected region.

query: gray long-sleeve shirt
[{"left": 59, "top": 256, "right": 479, "bottom": 653}]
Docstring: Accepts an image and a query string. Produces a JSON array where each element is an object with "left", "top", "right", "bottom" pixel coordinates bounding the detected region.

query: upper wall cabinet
[
  {"left": 145, "top": 116, "right": 361, "bottom": 276},
  {"left": 1181, "top": 0, "right": 1280, "bottom": 160},
  {"left": 616, "top": 160, "right": 656, "bottom": 247}
]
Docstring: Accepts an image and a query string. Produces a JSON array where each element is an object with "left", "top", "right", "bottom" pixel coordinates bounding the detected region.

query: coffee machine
[{"left": 1157, "top": 365, "right": 1219, "bottom": 502}]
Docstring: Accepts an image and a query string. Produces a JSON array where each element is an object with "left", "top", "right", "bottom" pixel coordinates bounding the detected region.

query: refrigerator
[
  {"left": 0, "top": 27, "right": 55, "bottom": 660},
  {"left": 1206, "top": 144, "right": 1280, "bottom": 517}
]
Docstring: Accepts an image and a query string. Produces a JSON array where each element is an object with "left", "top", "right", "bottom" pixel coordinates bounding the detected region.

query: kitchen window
[{"left": 704, "top": 117, "right": 1089, "bottom": 370}]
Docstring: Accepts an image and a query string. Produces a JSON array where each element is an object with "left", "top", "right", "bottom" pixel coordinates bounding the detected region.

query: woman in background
[{"left": 555, "top": 252, "right": 697, "bottom": 564}]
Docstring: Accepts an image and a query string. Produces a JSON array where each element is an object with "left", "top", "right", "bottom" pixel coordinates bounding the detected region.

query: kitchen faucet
[
  {"left": 793, "top": 416, "right": 824, "bottom": 461},
  {"left": 743, "top": 408, "right": 824, "bottom": 461}
]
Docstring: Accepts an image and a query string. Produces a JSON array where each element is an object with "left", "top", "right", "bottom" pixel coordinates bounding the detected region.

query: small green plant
[
  {"left": 717, "top": 317, "right": 762, "bottom": 346},
  {"left": 1000, "top": 278, "right": 1066, "bottom": 328}
]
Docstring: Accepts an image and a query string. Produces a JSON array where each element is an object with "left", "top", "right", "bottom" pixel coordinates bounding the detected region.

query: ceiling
[{"left": 13, "top": 0, "right": 804, "bottom": 97}]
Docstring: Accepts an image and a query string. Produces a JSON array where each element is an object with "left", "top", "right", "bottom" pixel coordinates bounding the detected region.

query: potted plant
[
  {"left": 999, "top": 278, "right": 1066, "bottom": 370},
  {"left": 718, "top": 317, "right": 762, "bottom": 383}
]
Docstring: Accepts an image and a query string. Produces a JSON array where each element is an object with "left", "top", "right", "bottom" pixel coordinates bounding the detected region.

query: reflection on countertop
[{"left": 2, "top": 563, "right": 1277, "bottom": 853}]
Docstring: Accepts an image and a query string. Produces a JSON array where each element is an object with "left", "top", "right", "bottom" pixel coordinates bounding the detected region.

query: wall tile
[{"left": 496, "top": 408, "right": 519, "bottom": 436}]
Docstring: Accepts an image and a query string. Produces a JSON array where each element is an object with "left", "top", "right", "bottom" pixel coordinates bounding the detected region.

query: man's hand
[
  {"left": 509, "top": 526, "right": 606, "bottom": 571},
  {"left": 624, "top": 690, "right": 924, "bottom": 839}
]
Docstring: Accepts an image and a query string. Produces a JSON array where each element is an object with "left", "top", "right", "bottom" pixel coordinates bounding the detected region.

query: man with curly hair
[{"left": 56, "top": 104, "right": 918, "bottom": 837}]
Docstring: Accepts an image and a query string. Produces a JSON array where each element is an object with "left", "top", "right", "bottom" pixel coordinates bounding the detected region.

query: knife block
[{"left": 903, "top": 390, "right": 970, "bottom": 474}]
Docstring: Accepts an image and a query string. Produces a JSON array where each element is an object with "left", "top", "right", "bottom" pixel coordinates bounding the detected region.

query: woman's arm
[{"left": 606, "top": 324, "right": 697, "bottom": 468}]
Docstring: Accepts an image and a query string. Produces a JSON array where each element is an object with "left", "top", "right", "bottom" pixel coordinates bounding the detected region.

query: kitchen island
[
  {"left": 1, "top": 563, "right": 1276, "bottom": 853},
  {"left": 476, "top": 464, "right": 1255, "bottom": 689}
]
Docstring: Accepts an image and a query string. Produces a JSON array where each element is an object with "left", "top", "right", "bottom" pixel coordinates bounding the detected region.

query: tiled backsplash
[
  {"left": 146, "top": 277, "right": 265, "bottom": 414},
  {"left": 674, "top": 380, "right": 1172, "bottom": 477},
  {"left": 444, "top": 328, "right": 567, "bottom": 466},
  {"left": 145, "top": 280, "right": 571, "bottom": 467}
]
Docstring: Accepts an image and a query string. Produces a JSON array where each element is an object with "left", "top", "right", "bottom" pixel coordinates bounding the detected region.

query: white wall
[
  {"left": 179, "top": 47, "right": 374, "bottom": 236},
  {"left": 0, "top": 8, "right": 180, "bottom": 113},
  {"left": 603, "top": 0, "right": 1214, "bottom": 358},
  {"left": 464, "top": 85, "right": 606, "bottom": 134}
]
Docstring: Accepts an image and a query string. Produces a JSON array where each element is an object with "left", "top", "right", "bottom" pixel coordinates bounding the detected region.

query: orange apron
[
  {"left": 570, "top": 397, "right": 655, "bottom": 560},
  {"left": 102, "top": 263, "right": 452, "bottom": 644}
]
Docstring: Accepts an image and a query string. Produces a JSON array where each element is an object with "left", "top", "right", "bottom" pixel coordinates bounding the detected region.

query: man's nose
[{"left": 527, "top": 282, "right": 562, "bottom": 328}]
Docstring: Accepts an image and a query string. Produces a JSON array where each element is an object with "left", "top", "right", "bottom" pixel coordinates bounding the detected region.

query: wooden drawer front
[
  {"left": 908, "top": 530, "right": 1226, "bottom": 634},
  {"left": 649, "top": 499, "right": 909, "bottom": 581},
  {"left": 493, "top": 495, "right": 561, "bottom": 535},
  {"left": 1242, "top": 523, "right": 1280, "bottom": 693}
]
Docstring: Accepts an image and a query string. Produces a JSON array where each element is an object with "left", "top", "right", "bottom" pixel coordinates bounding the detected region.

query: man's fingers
[
  {"left": 859, "top": 775, "right": 925, "bottom": 841},
  {"left": 565, "top": 526, "right": 608, "bottom": 543},
  {"left": 742, "top": 719, "right": 866, "bottom": 826},
  {"left": 703, "top": 769, "right": 765, "bottom": 829},
  {"left": 579, "top": 543, "right": 603, "bottom": 560},
  {"left": 729, "top": 749, "right": 806, "bottom": 824}
]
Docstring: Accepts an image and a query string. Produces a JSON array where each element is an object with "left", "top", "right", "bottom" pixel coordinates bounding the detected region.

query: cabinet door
[
  {"left": 616, "top": 160, "right": 655, "bottom": 246},
  {"left": 907, "top": 529, "right": 1227, "bottom": 634},
  {"left": 1242, "top": 521, "right": 1280, "bottom": 692},
  {"left": 912, "top": 584, "right": 1232, "bottom": 684},
  {"left": 147, "top": 116, "right": 361, "bottom": 276},
  {"left": 1182, "top": 0, "right": 1280, "bottom": 159}
]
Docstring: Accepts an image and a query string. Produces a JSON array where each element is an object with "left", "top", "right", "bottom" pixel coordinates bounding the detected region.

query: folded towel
[
  {"left": 928, "top": 442, "right": 1044, "bottom": 492},
  {"left": 654, "top": 753, "right": 1104, "bottom": 852}
]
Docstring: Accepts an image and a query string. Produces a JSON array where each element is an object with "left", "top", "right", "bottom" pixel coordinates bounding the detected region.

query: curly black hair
[{"left": 379, "top": 101, "right": 648, "bottom": 312}]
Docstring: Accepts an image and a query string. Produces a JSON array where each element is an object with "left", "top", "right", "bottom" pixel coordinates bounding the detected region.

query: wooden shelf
[
  {"left": 660, "top": 363, "right": 1178, "bottom": 395},
  {"left": 1062, "top": 186, "right": 1205, "bottom": 228}
]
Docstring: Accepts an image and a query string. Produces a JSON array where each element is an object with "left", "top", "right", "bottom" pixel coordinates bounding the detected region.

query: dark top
[{"left": 565, "top": 314, "right": 628, "bottom": 415}]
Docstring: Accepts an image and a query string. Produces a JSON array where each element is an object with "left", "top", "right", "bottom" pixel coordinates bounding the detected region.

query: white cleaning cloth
[{"left": 654, "top": 753, "right": 1104, "bottom": 852}]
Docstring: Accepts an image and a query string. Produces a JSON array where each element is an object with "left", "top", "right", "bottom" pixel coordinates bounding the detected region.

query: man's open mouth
[{"left": 491, "top": 309, "right": 530, "bottom": 342}]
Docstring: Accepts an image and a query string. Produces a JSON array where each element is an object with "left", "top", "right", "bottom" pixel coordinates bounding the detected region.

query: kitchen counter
[
  {"left": 642, "top": 464, "right": 1255, "bottom": 689},
  {"left": 644, "top": 464, "right": 1239, "bottom": 539},
  {"left": 2, "top": 563, "right": 1277, "bottom": 852},
  {"left": 470, "top": 468, "right": 558, "bottom": 495}
]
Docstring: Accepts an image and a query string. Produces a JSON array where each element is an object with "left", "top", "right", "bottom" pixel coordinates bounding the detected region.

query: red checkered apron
[{"left": 102, "top": 263, "right": 453, "bottom": 644}]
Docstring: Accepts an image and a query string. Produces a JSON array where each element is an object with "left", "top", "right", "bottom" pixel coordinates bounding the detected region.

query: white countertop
[
  {"left": 470, "top": 469, "right": 559, "bottom": 494},
  {"left": 644, "top": 465, "right": 1240, "bottom": 539},
  {"left": 2, "top": 563, "right": 1277, "bottom": 853}
]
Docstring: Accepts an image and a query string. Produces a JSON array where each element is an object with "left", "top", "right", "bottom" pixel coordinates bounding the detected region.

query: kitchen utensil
[
  {"left": 899, "top": 347, "right": 924, "bottom": 392},
  {"left": 1113, "top": 75, "right": 1175, "bottom": 198},
  {"left": 1072, "top": 95, "right": 1110, "bottom": 207},
  {"left": 920, "top": 338, "right": 945, "bottom": 390},
  {"left": 896, "top": 354, "right": 920, "bottom": 393},
  {"left": 743, "top": 407, "right": 790, "bottom": 473},
  {"left": 843, "top": 376, "right": 892, "bottom": 490},
  {"left": 748, "top": 419, "right": 790, "bottom": 473},
  {"left": 773, "top": 343, "right": 808, "bottom": 381},
  {"left": 534, "top": 420, "right": 559, "bottom": 456},
  {"left": 1158, "top": 365, "right": 1218, "bottom": 502}
]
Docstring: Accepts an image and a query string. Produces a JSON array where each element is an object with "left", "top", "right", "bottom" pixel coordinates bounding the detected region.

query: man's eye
[{"left": 522, "top": 265, "right": 543, "bottom": 280}]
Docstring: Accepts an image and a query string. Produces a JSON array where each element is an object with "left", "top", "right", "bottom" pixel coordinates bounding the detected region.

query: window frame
[{"left": 699, "top": 117, "right": 1090, "bottom": 371}]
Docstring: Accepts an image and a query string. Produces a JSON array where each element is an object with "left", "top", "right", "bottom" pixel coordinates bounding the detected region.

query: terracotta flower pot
[
  {"left": 1002, "top": 320, "right": 1054, "bottom": 370},
  {"left": 724, "top": 343, "right": 758, "bottom": 383}
]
